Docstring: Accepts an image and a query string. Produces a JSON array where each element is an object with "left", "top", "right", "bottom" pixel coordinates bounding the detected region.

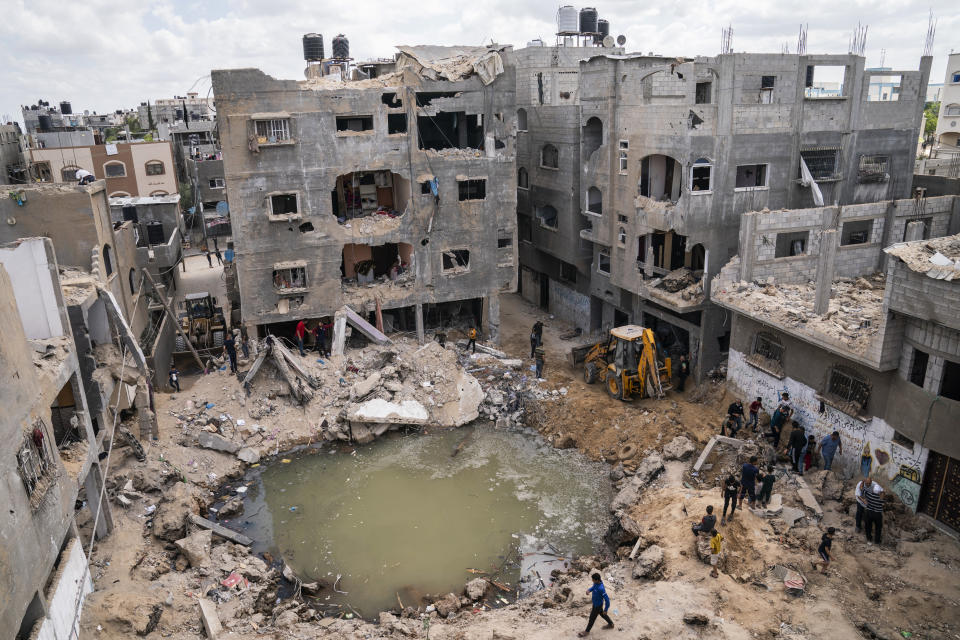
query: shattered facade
[
  {"left": 711, "top": 195, "right": 960, "bottom": 530},
  {"left": 1, "top": 122, "right": 26, "bottom": 184},
  {"left": 518, "top": 49, "right": 932, "bottom": 379},
  {"left": 212, "top": 45, "right": 517, "bottom": 340}
]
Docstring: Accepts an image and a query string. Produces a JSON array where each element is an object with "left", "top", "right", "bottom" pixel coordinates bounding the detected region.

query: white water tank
[{"left": 557, "top": 5, "right": 578, "bottom": 34}]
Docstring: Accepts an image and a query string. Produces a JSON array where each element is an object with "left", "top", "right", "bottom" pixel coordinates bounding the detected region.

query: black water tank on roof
[
  {"left": 145, "top": 222, "right": 165, "bottom": 245},
  {"left": 594, "top": 18, "right": 609, "bottom": 43},
  {"left": 303, "top": 33, "right": 324, "bottom": 61},
  {"left": 122, "top": 205, "right": 138, "bottom": 222},
  {"left": 60, "top": 101, "right": 72, "bottom": 115},
  {"left": 332, "top": 34, "right": 349, "bottom": 59},
  {"left": 38, "top": 114, "right": 52, "bottom": 131},
  {"left": 579, "top": 7, "right": 598, "bottom": 34}
]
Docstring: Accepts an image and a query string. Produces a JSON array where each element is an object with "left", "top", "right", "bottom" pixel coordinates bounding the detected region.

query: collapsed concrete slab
[{"left": 347, "top": 399, "right": 430, "bottom": 424}]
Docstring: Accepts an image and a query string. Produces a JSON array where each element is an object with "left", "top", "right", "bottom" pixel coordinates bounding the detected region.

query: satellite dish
[
  {"left": 616, "top": 34, "right": 626, "bottom": 46},
  {"left": 602, "top": 35, "right": 615, "bottom": 48}
]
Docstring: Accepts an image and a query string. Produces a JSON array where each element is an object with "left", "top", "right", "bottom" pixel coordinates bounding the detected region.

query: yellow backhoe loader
[{"left": 582, "top": 325, "right": 672, "bottom": 401}]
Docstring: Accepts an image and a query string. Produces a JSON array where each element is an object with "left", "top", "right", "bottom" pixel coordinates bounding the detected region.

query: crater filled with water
[{"left": 236, "top": 424, "right": 613, "bottom": 617}]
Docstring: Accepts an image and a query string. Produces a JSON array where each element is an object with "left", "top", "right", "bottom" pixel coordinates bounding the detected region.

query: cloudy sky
[{"left": 1, "top": 0, "right": 957, "bottom": 125}]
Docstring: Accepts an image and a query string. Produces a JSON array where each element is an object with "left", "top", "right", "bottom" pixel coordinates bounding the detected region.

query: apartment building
[
  {"left": 1, "top": 122, "right": 26, "bottom": 183},
  {"left": 711, "top": 197, "right": 960, "bottom": 531},
  {"left": 29, "top": 140, "right": 178, "bottom": 197},
  {"left": 139, "top": 92, "right": 214, "bottom": 129},
  {"left": 934, "top": 52, "right": 960, "bottom": 148},
  {"left": 211, "top": 44, "right": 517, "bottom": 339},
  {"left": 519, "top": 49, "right": 931, "bottom": 378}
]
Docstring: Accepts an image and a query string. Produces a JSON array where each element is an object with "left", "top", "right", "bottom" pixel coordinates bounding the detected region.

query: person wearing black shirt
[
  {"left": 738, "top": 456, "right": 760, "bottom": 507},
  {"left": 720, "top": 475, "right": 740, "bottom": 524},
  {"left": 725, "top": 400, "right": 745, "bottom": 436},
  {"left": 691, "top": 505, "right": 717, "bottom": 536},
  {"left": 787, "top": 422, "right": 807, "bottom": 473},
  {"left": 814, "top": 527, "right": 835, "bottom": 573},
  {"left": 677, "top": 354, "right": 690, "bottom": 391},
  {"left": 758, "top": 465, "right": 776, "bottom": 507}
]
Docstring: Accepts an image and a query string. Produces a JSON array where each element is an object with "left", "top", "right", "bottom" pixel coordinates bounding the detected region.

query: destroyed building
[
  {"left": 212, "top": 43, "right": 517, "bottom": 339},
  {"left": 1, "top": 121, "right": 26, "bottom": 184},
  {"left": 518, "top": 48, "right": 932, "bottom": 378},
  {"left": 0, "top": 238, "right": 113, "bottom": 639},
  {"left": 139, "top": 92, "right": 214, "bottom": 129},
  {"left": 711, "top": 196, "right": 960, "bottom": 531}
]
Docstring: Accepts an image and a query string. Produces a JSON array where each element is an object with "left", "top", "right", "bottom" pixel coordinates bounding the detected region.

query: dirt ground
[{"left": 78, "top": 293, "right": 960, "bottom": 640}]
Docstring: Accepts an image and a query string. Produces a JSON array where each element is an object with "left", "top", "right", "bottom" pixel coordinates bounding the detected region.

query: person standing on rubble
[
  {"left": 467, "top": 326, "right": 477, "bottom": 354},
  {"left": 720, "top": 475, "right": 740, "bottom": 524},
  {"left": 748, "top": 396, "right": 763, "bottom": 431},
  {"left": 530, "top": 321, "right": 544, "bottom": 357},
  {"left": 677, "top": 354, "right": 690, "bottom": 391},
  {"left": 578, "top": 572, "right": 614, "bottom": 636},
  {"left": 769, "top": 392, "right": 792, "bottom": 447},
  {"left": 738, "top": 456, "right": 760, "bottom": 508},
  {"left": 295, "top": 319, "right": 307, "bottom": 357},
  {"left": 534, "top": 345, "right": 545, "bottom": 380},
  {"left": 787, "top": 422, "right": 807, "bottom": 474},
  {"left": 725, "top": 399, "right": 745, "bottom": 436},
  {"left": 817, "top": 431, "right": 843, "bottom": 471},
  {"left": 169, "top": 365, "right": 180, "bottom": 392},
  {"left": 862, "top": 478, "right": 885, "bottom": 544},
  {"left": 223, "top": 332, "right": 238, "bottom": 373}
]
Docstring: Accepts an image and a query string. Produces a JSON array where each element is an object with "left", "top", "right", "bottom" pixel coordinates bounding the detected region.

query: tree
[
  {"left": 924, "top": 102, "right": 940, "bottom": 137},
  {"left": 125, "top": 115, "right": 142, "bottom": 134},
  {"left": 146, "top": 102, "right": 155, "bottom": 131}
]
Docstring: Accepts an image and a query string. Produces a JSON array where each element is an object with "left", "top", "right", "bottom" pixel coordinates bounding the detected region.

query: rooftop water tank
[
  {"left": 332, "top": 34, "right": 350, "bottom": 60},
  {"left": 60, "top": 101, "right": 72, "bottom": 115},
  {"left": 593, "top": 18, "right": 609, "bottom": 44},
  {"left": 38, "top": 114, "right": 53, "bottom": 131},
  {"left": 527, "top": 39, "right": 545, "bottom": 47},
  {"left": 303, "top": 33, "right": 325, "bottom": 61},
  {"left": 579, "top": 7, "right": 598, "bottom": 34},
  {"left": 557, "top": 5, "right": 578, "bottom": 34}
]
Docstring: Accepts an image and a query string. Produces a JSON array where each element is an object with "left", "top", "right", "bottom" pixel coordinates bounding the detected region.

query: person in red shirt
[
  {"left": 295, "top": 320, "right": 307, "bottom": 356},
  {"left": 748, "top": 396, "right": 763, "bottom": 431}
]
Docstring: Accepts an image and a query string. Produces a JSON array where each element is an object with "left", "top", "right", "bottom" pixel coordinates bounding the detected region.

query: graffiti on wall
[
  {"left": 891, "top": 464, "right": 922, "bottom": 511},
  {"left": 727, "top": 349, "right": 927, "bottom": 488}
]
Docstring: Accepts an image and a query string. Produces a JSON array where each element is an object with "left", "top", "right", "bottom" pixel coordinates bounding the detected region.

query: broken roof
[
  {"left": 884, "top": 234, "right": 960, "bottom": 281},
  {"left": 395, "top": 45, "right": 509, "bottom": 85}
]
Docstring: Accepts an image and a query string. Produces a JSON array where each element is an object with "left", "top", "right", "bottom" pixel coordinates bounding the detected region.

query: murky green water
[{"left": 236, "top": 424, "right": 612, "bottom": 617}]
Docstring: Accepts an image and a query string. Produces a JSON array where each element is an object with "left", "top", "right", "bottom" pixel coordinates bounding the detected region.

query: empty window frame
[
  {"left": 690, "top": 158, "right": 712, "bottom": 192},
  {"left": 800, "top": 148, "right": 839, "bottom": 180},
  {"left": 387, "top": 113, "right": 407, "bottom": 134},
  {"left": 458, "top": 179, "right": 486, "bottom": 201},
  {"left": 382, "top": 92, "right": 402, "bottom": 108},
  {"left": 517, "top": 167, "right": 529, "bottom": 189},
  {"left": 560, "top": 261, "right": 577, "bottom": 283},
  {"left": 519, "top": 217, "right": 533, "bottom": 243},
  {"left": 760, "top": 75, "right": 776, "bottom": 103},
  {"left": 892, "top": 431, "right": 915, "bottom": 449},
  {"left": 735, "top": 163, "right": 768, "bottom": 189},
  {"left": 269, "top": 193, "right": 299, "bottom": 216},
  {"left": 597, "top": 250, "right": 611, "bottom": 275},
  {"left": 209, "top": 177, "right": 225, "bottom": 189},
  {"left": 255, "top": 118, "right": 291, "bottom": 142},
  {"left": 908, "top": 348, "right": 929, "bottom": 387},
  {"left": 774, "top": 231, "right": 809, "bottom": 257},
  {"left": 417, "top": 111, "right": 483, "bottom": 150},
  {"left": 953, "top": 71, "right": 960, "bottom": 84},
  {"left": 695, "top": 81, "right": 712, "bottom": 104},
  {"left": 944, "top": 104, "right": 960, "bottom": 116},
  {"left": 868, "top": 75, "right": 902, "bottom": 101},
  {"left": 61, "top": 166, "right": 80, "bottom": 181},
  {"left": 34, "top": 161, "right": 52, "bottom": 181},
  {"left": 103, "top": 161, "right": 126, "bottom": 178},
  {"left": 145, "top": 160, "right": 165, "bottom": 176},
  {"left": 441, "top": 249, "right": 470, "bottom": 273},
  {"left": 336, "top": 115, "right": 374, "bottom": 132},
  {"left": 618, "top": 226, "right": 627, "bottom": 245},
  {"left": 857, "top": 155, "right": 889, "bottom": 183},
  {"left": 618, "top": 140, "right": 628, "bottom": 173},
  {"left": 942, "top": 359, "right": 960, "bottom": 401},
  {"left": 826, "top": 366, "right": 870, "bottom": 411},
  {"left": 586, "top": 186, "right": 602, "bottom": 214},
  {"left": 536, "top": 204, "right": 558, "bottom": 229},
  {"left": 273, "top": 266, "right": 307, "bottom": 291},
  {"left": 840, "top": 219, "right": 874, "bottom": 245},
  {"left": 540, "top": 144, "right": 559, "bottom": 169},
  {"left": 420, "top": 180, "right": 433, "bottom": 195},
  {"left": 804, "top": 65, "right": 846, "bottom": 98},
  {"left": 497, "top": 236, "right": 513, "bottom": 249},
  {"left": 583, "top": 117, "right": 603, "bottom": 158},
  {"left": 517, "top": 108, "right": 528, "bottom": 132},
  {"left": 753, "top": 332, "right": 784, "bottom": 363}
]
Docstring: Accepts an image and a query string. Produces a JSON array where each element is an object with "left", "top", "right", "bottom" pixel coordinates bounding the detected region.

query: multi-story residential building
[
  {"left": 1, "top": 122, "right": 26, "bottom": 183},
  {"left": 934, "top": 53, "right": 960, "bottom": 148},
  {"left": 711, "top": 197, "right": 960, "bottom": 531},
  {"left": 139, "top": 92, "right": 213, "bottom": 129},
  {"left": 520, "top": 49, "right": 930, "bottom": 379},
  {"left": 28, "top": 140, "right": 178, "bottom": 197},
  {"left": 21, "top": 100, "right": 86, "bottom": 133},
  {"left": 212, "top": 44, "right": 517, "bottom": 339}
]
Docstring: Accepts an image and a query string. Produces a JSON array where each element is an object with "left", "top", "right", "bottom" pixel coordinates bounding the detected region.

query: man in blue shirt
[
  {"left": 579, "top": 572, "right": 614, "bottom": 636},
  {"left": 818, "top": 431, "right": 843, "bottom": 471},
  {"left": 738, "top": 456, "right": 760, "bottom": 508}
]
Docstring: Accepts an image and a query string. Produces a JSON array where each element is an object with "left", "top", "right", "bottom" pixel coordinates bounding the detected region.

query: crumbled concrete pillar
[
  {"left": 644, "top": 241, "right": 654, "bottom": 278},
  {"left": 814, "top": 229, "right": 838, "bottom": 315},
  {"left": 739, "top": 213, "right": 758, "bottom": 282},
  {"left": 483, "top": 293, "right": 501, "bottom": 345},
  {"left": 83, "top": 461, "right": 114, "bottom": 540},
  {"left": 904, "top": 220, "right": 925, "bottom": 242},
  {"left": 135, "top": 381, "right": 158, "bottom": 440},
  {"left": 331, "top": 310, "right": 347, "bottom": 356},
  {"left": 415, "top": 303, "right": 424, "bottom": 344}
]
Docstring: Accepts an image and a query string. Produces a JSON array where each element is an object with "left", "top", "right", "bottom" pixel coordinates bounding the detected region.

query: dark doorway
[
  {"left": 539, "top": 275, "right": 550, "bottom": 309},
  {"left": 614, "top": 309, "right": 629, "bottom": 326}
]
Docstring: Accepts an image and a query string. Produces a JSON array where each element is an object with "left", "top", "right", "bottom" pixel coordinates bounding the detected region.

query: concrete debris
[
  {"left": 351, "top": 371, "right": 382, "bottom": 399},
  {"left": 174, "top": 529, "right": 213, "bottom": 568},
  {"left": 197, "top": 598, "right": 223, "bottom": 640},
  {"left": 465, "top": 577, "right": 488, "bottom": 600},
  {"left": 198, "top": 432, "right": 240, "bottom": 454},
  {"left": 794, "top": 476, "right": 824, "bottom": 515},
  {"left": 662, "top": 435, "right": 697, "bottom": 460},
  {"left": 236, "top": 447, "right": 260, "bottom": 464},
  {"left": 632, "top": 544, "right": 665, "bottom": 579},
  {"left": 683, "top": 612, "right": 710, "bottom": 625},
  {"left": 347, "top": 398, "right": 429, "bottom": 424},
  {"left": 433, "top": 592, "right": 461, "bottom": 617},
  {"left": 611, "top": 453, "right": 664, "bottom": 511},
  {"left": 152, "top": 482, "right": 203, "bottom": 541},
  {"left": 779, "top": 506, "right": 805, "bottom": 528}
]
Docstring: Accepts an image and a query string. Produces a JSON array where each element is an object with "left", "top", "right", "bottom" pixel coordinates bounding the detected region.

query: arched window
[
  {"left": 689, "top": 157, "right": 712, "bottom": 193},
  {"left": 536, "top": 204, "right": 558, "bottom": 229},
  {"left": 103, "top": 161, "right": 126, "bottom": 178},
  {"left": 61, "top": 165, "right": 82, "bottom": 182},
  {"left": 586, "top": 186, "right": 602, "bottom": 214},
  {"left": 128, "top": 268, "right": 137, "bottom": 294},
  {"left": 102, "top": 244, "right": 114, "bottom": 277},
  {"left": 583, "top": 117, "right": 603, "bottom": 158},
  {"left": 689, "top": 243, "right": 706, "bottom": 271},
  {"left": 145, "top": 160, "right": 165, "bottom": 176},
  {"left": 540, "top": 144, "right": 559, "bottom": 169},
  {"left": 638, "top": 154, "right": 682, "bottom": 202},
  {"left": 517, "top": 108, "right": 528, "bottom": 132},
  {"left": 109, "top": 191, "right": 131, "bottom": 197},
  {"left": 517, "top": 167, "right": 529, "bottom": 189}
]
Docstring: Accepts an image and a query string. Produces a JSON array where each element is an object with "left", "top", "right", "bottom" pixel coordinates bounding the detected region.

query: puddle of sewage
[{"left": 236, "top": 424, "right": 613, "bottom": 617}]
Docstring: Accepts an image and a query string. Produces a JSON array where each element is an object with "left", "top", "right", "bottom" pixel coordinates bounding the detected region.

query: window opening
[
  {"left": 209, "top": 177, "right": 225, "bottom": 188},
  {"left": 826, "top": 366, "right": 870, "bottom": 412},
  {"left": 498, "top": 237, "right": 513, "bottom": 248},
  {"left": 335, "top": 171, "right": 408, "bottom": 222},
  {"left": 536, "top": 204, "right": 558, "bottom": 229},
  {"left": 61, "top": 166, "right": 80, "bottom": 181},
  {"left": 560, "top": 261, "right": 577, "bottom": 283},
  {"left": 618, "top": 140, "right": 629, "bottom": 173},
  {"left": 417, "top": 111, "right": 483, "bottom": 150},
  {"left": 382, "top": 93, "right": 402, "bottom": 107},
  {"left": 104, "top": 162, "right": 126, "bottom": 178},
  {"left": 942, "top": 360, "right": 960, "bottom": 401},
  {"left": 868, "top": 75, "right": 902, "bottom": 101},
  {"left": 586, "top": 187, "right": 602, "bottom": 214},
  {"left": 17, "top": 420, "right": 54, "bottom": 502},
  {"left": 857, "top": 155, "right": 889, "bottom": 183},
  {"left": 518, "top": 167, "right": 529, "bottom": 189},
  {"left": 618, "top": 226, "right": 627, "bottom": 245},
  {"left": 754, "top": 332, "right": 784, "bottom": 363},
  {"left": 270, "top": 193, "right": 298, "bottom": 215},
  {"left": 145, "top": 161, "right": 165, "bottom": 176},
  {"left": 387, "top": 113, "right": 407, "bottom": 134},
  {"left": 774, "top": 231, "right": 808, "bottom": 257},
  {"left": 342, "top": 242, "right": 413, "bottom": 283},
  {"left": 804, "top": 65, "right": 847, "bottom": 98},
  {"left": 102, "top": 244, "right": 113, "bottom": 276},
  {"left": 735, "top": 163, "right": 768, "bottom": 188},
  {"left": 517, "top": 108, "right": 528, "bottom": 131},
  {"left": 441, "top": 249, "right": 470, "bottom": 273},
  {"left": 840, "top": 219, "right": 874, "bottom": 245},
  {"left": 800, "top": 148, "right": 839, "bottom": 180},
  {"left": 639, "top": 154, "right": 681, "bottom": 202},
  {"left": 598, "top": 251, "right": 611, "bottom": 274},
  {"left": 420, "top": 181, "right": 432, "bottom": 195},
  {"left": 908, "top": 348, "right": 929, "bottom": 387},
  {"left": 273, "top": 265, "right": 307, "bottom": 291},
  {"left": 695, "top": 82, "right": 712, "bottom": 104},
  {"left": 690, "top": 158, "right": 712, "bottom": 192},
  {"left": 336, "top": 115, "right": 374, "bottom": 132},
  {"left": 458, "top": 179, "right": 486, "bottom": 201},
  {"left": 892, "top": 431, "right": 915, "bottom": 449},
  {"left": 582, "top": 117, "right": 602, "bottom": 158},
  {"left": 255, "top": 119, "right": 290, "bottom": 142},
  {"left": 540, "top": 144, "right": 559, "bottom": 169}
]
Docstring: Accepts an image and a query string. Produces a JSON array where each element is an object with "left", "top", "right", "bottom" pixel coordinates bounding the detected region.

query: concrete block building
[
  {"left": 212, "top": 45, "right": 517, "bottom": 340},
  {"left": 517, "top": 49, "right": 931, "bottom": 379},
  {"left": 934, "top": 52, "right": 960, "bottom": 148},
  {"left": 711, "top": 196, "right": 960, "bottom": 531}
]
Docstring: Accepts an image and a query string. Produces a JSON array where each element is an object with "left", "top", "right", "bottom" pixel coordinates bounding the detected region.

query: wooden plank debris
[{"left": 188, "top": 513, "right": 252, "bottom": 546}]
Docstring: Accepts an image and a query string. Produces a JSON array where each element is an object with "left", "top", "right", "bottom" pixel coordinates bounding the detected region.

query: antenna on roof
[
  {"left": 922, "top": 10, "right": 936, "bottom": 57},
  {"left": 849, "top": 22, "right": 868, "bottom": 57},
  {"left": 781, "top": 42, "right": 790, "bottom": 55},
  {"left": 720, "top": 24, "right": 733, "bottom": 55},
  {"left": 797, "top": 24, "right": 808, "bottom": 56}
]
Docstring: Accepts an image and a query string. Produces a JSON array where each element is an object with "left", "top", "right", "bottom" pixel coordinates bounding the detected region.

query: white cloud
[{"left": 0, "top": 0, "right": 956, "bottom": 124}]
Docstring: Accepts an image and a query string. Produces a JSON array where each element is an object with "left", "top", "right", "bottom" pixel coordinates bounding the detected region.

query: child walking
[
  {"left": 813, "top": 527, "right": 835, "bottom": 573},
  {"left": 578, "top": 573, "right": 614, "bottom": 636},
  {"left": 709, "top": 529, "right": 724, "bottom": 578}
]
